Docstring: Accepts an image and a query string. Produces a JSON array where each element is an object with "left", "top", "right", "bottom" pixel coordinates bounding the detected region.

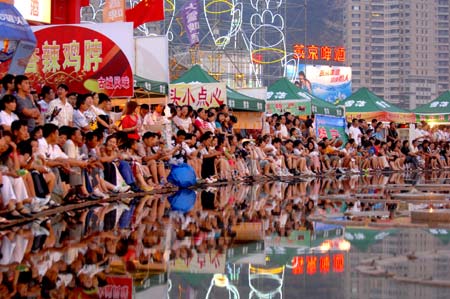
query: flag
[
  {"left": 180, "top": 0, "right": 200, "bottom": 46},
  {"left": 125, "top": 0, "right": 164, "bottom": 28}
]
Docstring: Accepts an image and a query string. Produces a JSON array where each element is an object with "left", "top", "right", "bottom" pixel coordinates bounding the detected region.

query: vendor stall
[
  {"left": 171, "top": 65, "right": 265, "bottom": 129},
  {"left": 414, "top": 91, "right": 450, "bottom": 123},
  {"left": 266, "top": 78, "right": 344, "bottom": 117},
  {"left": 339, "top": 87, "right": 415, "bottom": 123}
]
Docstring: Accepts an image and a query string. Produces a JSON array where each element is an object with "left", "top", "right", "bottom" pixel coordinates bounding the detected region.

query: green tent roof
[
  {"left": 338, "top": 87, "right": 409, "bottom": 113},
  {"left": 134, "top": 75, "right": 168, "bottom": 96},
  {"left": 267, "top": 78, "right": 344, "bottom": 117},
  {"left": 414, "top": 91, "right": 450, "bottom": 115},
  {"left": 171, "top": 65, "right": 265, "bottom": 112}
]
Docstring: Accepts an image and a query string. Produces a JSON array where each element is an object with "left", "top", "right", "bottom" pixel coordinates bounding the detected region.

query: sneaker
[
  {"left": 112, "top": 185, "right": 131, "bottom": 193},
  {"left": 30, "top": 203, "right": 44, "bottom": 214},
  {"left": 34, "top": 196, "right": 51, "bottom": 207},
  {"left": 49, "top": 199, "right": 60, "bottom": 207},
  {"left": 93, "top": 188, "right": 109, "bottom": 199}
]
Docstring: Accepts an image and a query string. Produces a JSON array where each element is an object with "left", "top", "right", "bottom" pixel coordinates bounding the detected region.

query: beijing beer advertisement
[{"left": 25, "top": 23, "right": 134, "bottom": 97}]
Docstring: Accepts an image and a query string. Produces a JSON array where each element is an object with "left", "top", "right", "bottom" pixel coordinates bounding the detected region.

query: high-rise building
[{"left": 344, "top": 0, "right": 450, "bottom": 110}]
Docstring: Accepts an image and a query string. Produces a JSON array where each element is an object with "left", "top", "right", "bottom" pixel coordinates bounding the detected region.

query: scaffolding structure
[{"left": 81, "top": 0, "right": 308, "bottom": 88}]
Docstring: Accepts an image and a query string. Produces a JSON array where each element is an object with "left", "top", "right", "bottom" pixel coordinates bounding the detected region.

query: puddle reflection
[{"left": 2, "top": 172, "right": 450, "bottom": 298}]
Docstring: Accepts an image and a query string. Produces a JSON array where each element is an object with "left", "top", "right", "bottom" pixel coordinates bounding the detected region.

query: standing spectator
[
  {"left": 387, "top": 122, "right": 399, "bottom": 143},
  {"left": 348, "top": 119, "right": 362, "bottom": 146},
  {"left": 67, "top": 92, "right": 78, "bottom": 108},
  {"left": 15, "top": 75, "right": 41, "bottom": 132},
  {"left": 121, "top": 101, "right": 140, "bottom": 141},
  {"left": 1, "top": 74, "right": 15, "bottom": 97},
  {"left": 37, "top": 86, "right": 55, "bottom": 116},
  {"left": 0, "top": 95, "right": 19, "bottom": 131},
  {"left": 46, "top": 84, "right": 73, "bottom": 127},
  {"left": 95, "top": 93, "right": 113, "bottom": 134},
  {"left": 73, "top": 94, "right": 90, "bottom": 132},
  {"left": 137, "top": 104, "right": 149, "bottom": 133}
]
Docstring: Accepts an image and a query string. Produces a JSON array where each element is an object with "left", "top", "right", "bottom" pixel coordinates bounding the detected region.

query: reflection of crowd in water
[{"left": 2, "top": 171, "right": 450, "bottom": 298}]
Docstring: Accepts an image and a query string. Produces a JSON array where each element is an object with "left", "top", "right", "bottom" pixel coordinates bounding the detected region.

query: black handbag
[{"left": 31, "top": 170, "right": 49, "bottom": 198}]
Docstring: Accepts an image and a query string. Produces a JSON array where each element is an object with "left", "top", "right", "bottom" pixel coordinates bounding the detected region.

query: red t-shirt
[{"left": 122, "top": 114, "right": 140, "bottom": 140}]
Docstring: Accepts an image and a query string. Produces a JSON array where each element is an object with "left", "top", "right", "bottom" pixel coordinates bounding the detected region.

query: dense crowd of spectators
[
  {"left": 0, "top": 72, "right": 449, "bottom": 297},
  {"left": 0, "top": 74, "right": 449, "bottom": 222}
]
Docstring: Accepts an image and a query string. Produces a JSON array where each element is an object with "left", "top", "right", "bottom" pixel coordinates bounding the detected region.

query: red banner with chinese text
[
  {"left": 25, "top": 23, "right": 134, "bottom": 97},
  {"left": 169, "top": 83, "right": 227, "bottom": 110},
  {"left": 345, "top": 111, "right": 416, "bottom": 123}
]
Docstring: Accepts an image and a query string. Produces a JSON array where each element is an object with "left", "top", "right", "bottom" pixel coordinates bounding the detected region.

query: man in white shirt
[
  {"left": 348, "top": 119, "right": 362, "bottom": 145},
  {"left": 279, "top": 115, "right": 290, "bottom": 140},
  {"left": 46, "top": 84, "right": 73, "bottom": 127}
]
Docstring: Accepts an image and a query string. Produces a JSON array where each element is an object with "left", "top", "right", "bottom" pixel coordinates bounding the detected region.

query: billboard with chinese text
[
  {"left": 288, "top": 64, "right": 352, "bottom": 103},
  {"left": 26, "top": 23, "right": 134, "bottom": 97},
  {"left": 15, "top": 0, "right": 51, "bottom": 23},
  {"left": 169, "top": 83, "right": 227, "bottom": 110},
  {"left": 315, "top": 114, "right": 348, "bottom": 143}
]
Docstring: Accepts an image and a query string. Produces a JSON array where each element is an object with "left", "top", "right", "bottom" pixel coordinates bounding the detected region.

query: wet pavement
[{"left": 2, "top": 171, "right": 450, "bottom": 299}]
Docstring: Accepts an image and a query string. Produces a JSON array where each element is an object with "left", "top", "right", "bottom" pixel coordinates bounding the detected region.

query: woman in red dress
[{"left": 121, "top": 101, "right": 140, "bottom": 141}]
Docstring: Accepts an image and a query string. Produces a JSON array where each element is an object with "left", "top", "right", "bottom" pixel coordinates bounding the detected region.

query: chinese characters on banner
[
  {"left": 172, "top": 250, "right": 226, "bottom": 273},
  {"left": 25, "top": 23, "right": 134, "bottom": 97},
  {"left": 315, "top": 114, "right": 348, "bottom": 143},
  {"left": 14, "top": 0, "right": 52, "bottom": 24},
  {"left": 296, "top": 65, "right": 352, "bottom": 103},
  {"left": 181, "top": 0, "right": 200, "bottom": 46},
  {"left": 291, "top": 253, "right": 345, "bottom": 275},
  {"left": 103, "top": 0, "right": 125, "bottom": 22},
  {"left": 98, "top": 276, "right": 133, "bottom": 299},
  {"left": 169, "top": 83, "right": 227, "bottom": 110},
  {"left": 294, "top": 44, "right": 346, "bottom": 62}
]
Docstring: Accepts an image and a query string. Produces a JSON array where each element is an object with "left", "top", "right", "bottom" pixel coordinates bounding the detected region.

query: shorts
[{"left": 260, "top": 160, "right": 269, "bottom": 168}]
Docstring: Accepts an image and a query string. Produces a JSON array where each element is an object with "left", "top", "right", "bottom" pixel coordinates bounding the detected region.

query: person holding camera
[{"left": 46, "top": 84, "right": 73, "bottom": 127}]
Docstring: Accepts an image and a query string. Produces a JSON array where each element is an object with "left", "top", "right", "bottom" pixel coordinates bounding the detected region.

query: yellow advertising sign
[{"left": 15, "top": 0, "right": 51, "bottom": 23}]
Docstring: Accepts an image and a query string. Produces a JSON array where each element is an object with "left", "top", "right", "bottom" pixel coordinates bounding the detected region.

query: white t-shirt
[
  {"left": 348, "top": 126, "right": 362, "bottom": 145},
  {"left": 63, "top": 139, "right": 80, "bottom": 159},
  {"left": 0, "top": 110, "right": 18, "bottom": 127},
  {"left": 46, "top": 98, "right": 74, "bottom": 126},
  {"left": 38, "top": 138, "right": 68, "bottom": 160},
  {"left": 173, "top": 116, "right": 192, "bottom": 132}
]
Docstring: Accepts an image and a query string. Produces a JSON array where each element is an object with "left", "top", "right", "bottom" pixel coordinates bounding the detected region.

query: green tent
[
  {"left": 338, "top": 88, "right": 415, "bottom": 123},
  {"left": 266, "top": 78, "right": 344, "bottom": 117},
  {"left": 171, "top": 65, "right": 265, "bottom": 112},
  {"left": 413, "top": 91, "right": 450, "bottom": 122},
  {"left": 133, "top": 75, "right": 168, "bottom": 96}
]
